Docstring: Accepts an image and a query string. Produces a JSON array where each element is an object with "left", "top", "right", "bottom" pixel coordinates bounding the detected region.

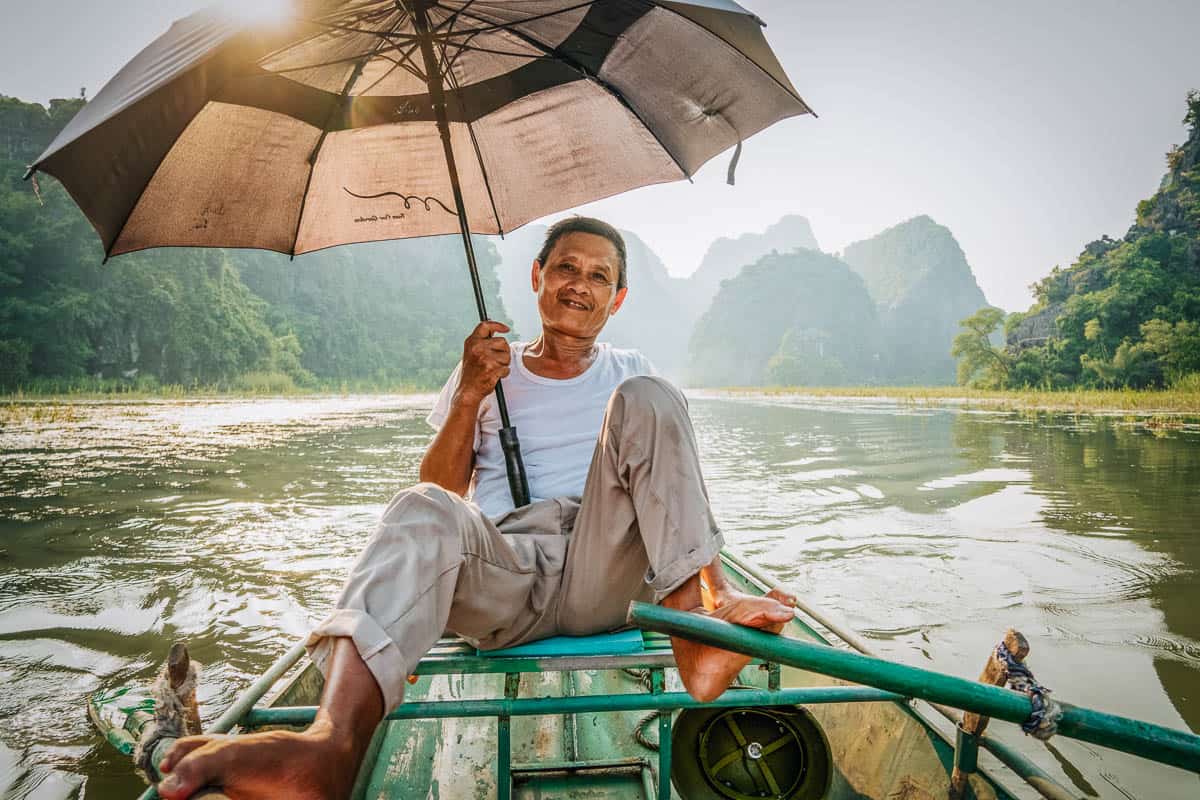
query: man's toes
[
  {"left": 159, "top": 736, "right": 211, "bottom": 773},
  {"left": 766, "top": 587, "right": 798, "bottom": 607},
  {"left": 157, "top": 743, "right": 226, "bottom": 800},
  {"left": 766, "top": 600, "right": 793, "bottom": 621}
]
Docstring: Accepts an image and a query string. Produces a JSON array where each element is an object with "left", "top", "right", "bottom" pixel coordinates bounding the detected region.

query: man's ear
[
  {"left": 530, "top": 259, "right": 542, "bottom": 293},
  {"left": 609, "top": 286, "right": 628, "bottom": 316}
]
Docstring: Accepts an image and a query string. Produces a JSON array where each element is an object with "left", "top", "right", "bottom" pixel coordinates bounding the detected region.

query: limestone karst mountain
[
  {"left": 841, "top": 216, "right": 990, "bottom": 384},
  {"left": 687, "top": 249, "right": 882, "bottom": 387},
  {"left": 687, "top": 214, "right": 821, "bottom": 316},
  {"left": 491, "top": 213, "right": 993, "bottom": 387}
]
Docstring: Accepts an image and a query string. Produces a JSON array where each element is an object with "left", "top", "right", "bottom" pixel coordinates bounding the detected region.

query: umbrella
[{"left": 25, "top": 0, "right": 813, "bottom": 507}]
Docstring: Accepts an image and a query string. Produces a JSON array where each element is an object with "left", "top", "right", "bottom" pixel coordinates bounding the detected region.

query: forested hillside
[
  {"left": 686, "top": 215, "right": 820, "bottom": 315},
  {"left": 687, "top": 250, "right": 882, "bottom": 386},
  {"left": 956, "top": 92, "right": 1200, "bottom": 390},
  {"left": 842, "top": 216, "right": 989, "bottom": 384},
  {"left": 0, "top": 94, "right": 506, "bottom": 391}
]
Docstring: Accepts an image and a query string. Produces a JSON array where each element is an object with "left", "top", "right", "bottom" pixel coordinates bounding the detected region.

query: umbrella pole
[{"left": 412, "top": 0, "right": 530, "bottom": 508}]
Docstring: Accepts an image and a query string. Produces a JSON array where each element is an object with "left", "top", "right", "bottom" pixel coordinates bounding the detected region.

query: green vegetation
[
  {"left": 951, "top": 307, "right": 1011, "bottom": 388},
  {"left": 717, "top": 385, "right": 1200, "bottom": 416},
  {"left": 0, "top": 95, "right": 508, "bottom": 395},
  {"left": 955, "top": 90, "right": 1200, "bottom": 392}
]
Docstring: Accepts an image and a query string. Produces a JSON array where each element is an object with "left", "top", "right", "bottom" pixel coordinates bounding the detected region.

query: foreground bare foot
[
  {"left": 709, "top": 586, "right": 798, "bottom": 634},
  {"left": 156, "top": 721, "right": 359, "bottom": 800},
  {"left": 668, "top": 585, "right": 797, "bottom": 702}
]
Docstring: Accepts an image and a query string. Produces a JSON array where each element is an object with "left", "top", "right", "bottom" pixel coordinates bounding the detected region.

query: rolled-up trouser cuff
[
  {"left": 646, "top": 527, "right": 725, "bottom": 603},
  {"left": 306, "top": 607, "right": 411, "bottom": 715}
]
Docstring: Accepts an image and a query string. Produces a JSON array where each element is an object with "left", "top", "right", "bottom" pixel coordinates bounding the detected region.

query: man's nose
[{"left": 564, "top": 276, "right": 590, "bottom": 295}]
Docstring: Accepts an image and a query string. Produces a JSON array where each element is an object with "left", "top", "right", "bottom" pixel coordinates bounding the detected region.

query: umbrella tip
[{"left": 22, "top": 166, "right": 34, "bottom": 181}]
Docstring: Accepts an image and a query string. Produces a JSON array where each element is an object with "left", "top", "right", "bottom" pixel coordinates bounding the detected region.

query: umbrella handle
[
  {"left": 497, "top": 417, "right": 531, "bottom": 508},
  {"left": 411, "top": 0, "right": 530, "bottom": 509}
]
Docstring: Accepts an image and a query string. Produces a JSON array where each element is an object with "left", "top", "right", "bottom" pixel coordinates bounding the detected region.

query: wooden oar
[{"left": 949, "top": 629, "right": 1029, "bottom": 799}]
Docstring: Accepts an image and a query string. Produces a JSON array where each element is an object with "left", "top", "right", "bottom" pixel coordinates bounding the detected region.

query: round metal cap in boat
[{"left": 671, "top": 704, "right": 832, "bottom": 799}]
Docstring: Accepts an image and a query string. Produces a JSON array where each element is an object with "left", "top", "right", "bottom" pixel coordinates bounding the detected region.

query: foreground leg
[
  {"left": 663, "top": 557, "right": 798, "bottom": 702},
  {"left": 158, "top": 482, "right": 559, "bottom": 799},
  {"left": 557, "top": 376, "right": 799, "bottom": 699},
  {"left": 157, "top": 637, "right": 383, "bottom": 800}
]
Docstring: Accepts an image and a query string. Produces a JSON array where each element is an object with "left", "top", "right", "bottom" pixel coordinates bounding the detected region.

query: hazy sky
[{"left": 3, "top": 0, "right": 1198, "bottom": 310}]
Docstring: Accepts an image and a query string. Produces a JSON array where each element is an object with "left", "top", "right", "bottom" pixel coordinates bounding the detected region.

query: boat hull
[{"left": 261, "top": 552, "right": 1018, "bottom": 800}]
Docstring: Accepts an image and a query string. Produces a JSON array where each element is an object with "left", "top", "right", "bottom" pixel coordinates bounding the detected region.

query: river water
[{"left": 0, "top": 394, "right": 1197, "bottom": 799}]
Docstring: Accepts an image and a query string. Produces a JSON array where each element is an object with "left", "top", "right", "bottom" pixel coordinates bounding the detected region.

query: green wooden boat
[{"left": 105, "top": 549, "right": 1200, "bottom": 800}]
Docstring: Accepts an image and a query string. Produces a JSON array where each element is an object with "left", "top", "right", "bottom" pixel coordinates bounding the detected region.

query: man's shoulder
[{"left": 600, "top": 344, "right": 656, "bottom": 376}]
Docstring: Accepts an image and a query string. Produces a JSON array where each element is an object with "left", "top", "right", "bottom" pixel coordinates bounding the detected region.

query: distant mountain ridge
[
  {"left": 841, "top": 216, "right": 989, "bottom": 384},
  {"left": 688, "top": 249, "right": 882, "bottom": 386},
  {"left": 687, "top": 215, "right": 821, "bottom": 311},
  {"left": 492, "top": 212, "right": 993, "bottom": 386}
]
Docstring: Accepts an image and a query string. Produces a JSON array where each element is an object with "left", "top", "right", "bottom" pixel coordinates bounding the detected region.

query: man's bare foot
[
  {"left": 666, "top": 576, "right": 799, "bottom": 702},
  {"left": 709, "top": 586, "right": 798, "bottom": 634},
  {"left": 156, "top": 720, "right": 360, "bottom": 800}
]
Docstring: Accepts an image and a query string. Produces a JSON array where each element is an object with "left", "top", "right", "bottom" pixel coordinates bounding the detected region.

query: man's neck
[{"left": 524, "top": 329, "right": 598, "bottom": 379}]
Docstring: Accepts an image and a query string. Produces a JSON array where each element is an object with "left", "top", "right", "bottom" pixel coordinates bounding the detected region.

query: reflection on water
[{"left": 1, "top": 394, "right": 1198, "bottom": 798}]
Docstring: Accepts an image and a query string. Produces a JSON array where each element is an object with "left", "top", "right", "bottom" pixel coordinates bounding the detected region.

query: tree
[
  {"left": 1140, "top": 319, "right": 1200, "bottom": 381},
  {"left": 952, "top": 307, "right": 1011, "bottom": 388}
]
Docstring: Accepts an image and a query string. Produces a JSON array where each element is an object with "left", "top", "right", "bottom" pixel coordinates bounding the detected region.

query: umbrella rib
[
  {"left": 651, "top": 3, "right": 812, "bottom": 110},
  {"left": 289, "top": 34, "right": 393, "bottom": 257},
  {"left": 258, "top": 51, "right": 395, "bottom": 76},
  {"left": 427, "top": 0, "right": 597, "bottom": 40},
  {"left": 256, "top": 6, "right": 397, "bottom": 69},
  {"left": 355, "top": 39, "right": 428, "bottom": 94},
  {"left": 438, "top": 3, "right": 693, "bottom": 180},
  {"left": 438, "top": 12, "right": 505, "bottom": 237}
]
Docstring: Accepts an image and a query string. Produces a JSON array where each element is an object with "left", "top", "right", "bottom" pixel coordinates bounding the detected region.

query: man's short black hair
[{"left": 536, "top": 216, "right": 627, "bottom": 291}]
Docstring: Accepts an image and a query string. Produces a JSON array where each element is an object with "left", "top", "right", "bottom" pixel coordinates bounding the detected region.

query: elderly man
[{"left": 157, "top": 217, "right": 796, "bottom": 800}]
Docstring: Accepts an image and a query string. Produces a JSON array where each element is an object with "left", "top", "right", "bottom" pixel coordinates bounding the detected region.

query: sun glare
[{"left": 216, "top": 0, "right": 295, "bottom": 27}]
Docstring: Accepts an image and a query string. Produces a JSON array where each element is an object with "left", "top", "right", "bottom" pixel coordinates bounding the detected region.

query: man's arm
[{"left": 419, "top": 320, "right": 511, "bottom": 495}]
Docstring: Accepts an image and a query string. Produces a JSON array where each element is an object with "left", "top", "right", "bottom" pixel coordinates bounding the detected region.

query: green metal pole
[
  {"left": 975, "top": 732, "right": 1082, "bottom": 800},
  {"left": 627, "top": 602, "right": 1200, "bottom": 774},
  {"left": 499, "top": 673, "right": 519, "bottom": 800},
  {"left": 243, "top": 685, "right": 900, "bottom": 728},
  {"left": 651, "top": 668, "right": 672, "bottom": 799}
]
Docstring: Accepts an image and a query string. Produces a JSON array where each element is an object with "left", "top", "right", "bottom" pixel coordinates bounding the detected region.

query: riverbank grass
[
  {"left": 726, "top": 385, "right": 1200, "bottom": 415},
  {"left": 0, "top": 372, "right": 433, "bottom": 402}
]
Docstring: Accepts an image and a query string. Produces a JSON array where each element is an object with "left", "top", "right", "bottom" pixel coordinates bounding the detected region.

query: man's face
[{"left": 531, "top": 231, "right": 628, "bottom": 339}]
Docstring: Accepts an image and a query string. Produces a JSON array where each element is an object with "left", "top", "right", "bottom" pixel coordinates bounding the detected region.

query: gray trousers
[{"left": 307, "top": 376, "right": 723, "bottom": 712}]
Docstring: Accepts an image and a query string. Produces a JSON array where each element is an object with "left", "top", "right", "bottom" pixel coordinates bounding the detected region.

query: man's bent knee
[
  {"left": 612, "top": 375, "right": 686, "bottom": 416},
  {"left": 379, "top": 481, "right": 467, "bottom": 526}
]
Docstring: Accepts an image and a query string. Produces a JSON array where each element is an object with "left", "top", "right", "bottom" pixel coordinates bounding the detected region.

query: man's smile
[{"left": 559, "top": 296, "right": 591, "bottom": 311}]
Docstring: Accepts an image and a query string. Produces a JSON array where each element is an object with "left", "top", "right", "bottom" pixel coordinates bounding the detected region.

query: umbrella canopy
[
  {"left": 26, "top": 0, "right": 812, "bottom": 508},
  {"left": 27, "top": 0, "right": 812, "bottom": 259}
]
